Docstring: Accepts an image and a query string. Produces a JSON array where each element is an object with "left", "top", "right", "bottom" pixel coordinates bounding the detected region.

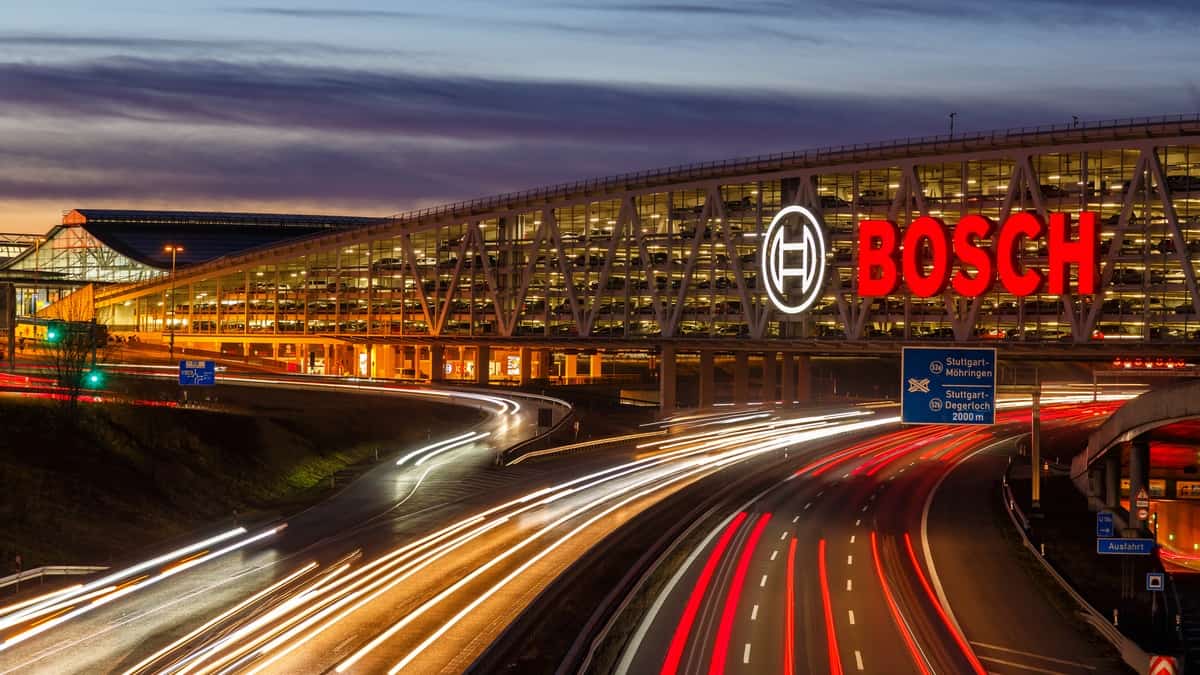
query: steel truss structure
[{"left": 95, "top": 115, "right": 1200, "bottom": 348}]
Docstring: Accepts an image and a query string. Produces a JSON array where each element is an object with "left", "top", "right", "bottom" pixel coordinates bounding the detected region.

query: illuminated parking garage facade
[{"left": 92, "top": 115, "right": 1200, "bottom": 398}]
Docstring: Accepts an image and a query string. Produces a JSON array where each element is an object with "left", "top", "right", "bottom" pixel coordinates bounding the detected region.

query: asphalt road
[
  {"left": 0, "top": 380, "right": 566, "bottom": 674},
  {"left": 0, "top": 380, "right": 899, "bottom": 674},
  {"left": 617, "top": 402, "right": 1130, "bottom": 675}
]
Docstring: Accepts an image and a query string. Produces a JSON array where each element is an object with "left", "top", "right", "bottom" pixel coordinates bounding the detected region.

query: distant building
[{"left": 2, "top": 209, "right": 381, "bottom": 316}]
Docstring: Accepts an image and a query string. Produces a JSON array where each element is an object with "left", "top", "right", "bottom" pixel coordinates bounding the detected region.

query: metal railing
[
  {"left": 0, "top": 565, "right": 107, "bottom": 592},
  {"left": 97, "top": 113, "right": 1200, "bottom": 302}
]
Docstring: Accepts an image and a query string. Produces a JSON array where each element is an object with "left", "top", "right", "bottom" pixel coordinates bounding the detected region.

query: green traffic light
[{"left": 84, "top": 370, "right": 104, "bottom": 388}]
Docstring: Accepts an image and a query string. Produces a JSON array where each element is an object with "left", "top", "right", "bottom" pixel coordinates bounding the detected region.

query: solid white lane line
[
  {"left": 969, "top": 641, "right": 1098, "bottom": 669},
  {"left": 976, "top": 655, "right": 1068, "bottom": 675},
  {"left": 846, "top": 579, "right": 852, "bottom": 591},
  {"left": 743, "top": 643, "right": 752, "bottom": 664},
  {"left": 751, "top": 604, "right": 759, "bottom": 621},
  {"left": 848, "top": 609, "right": 856, "bottom": 625},
  {"left": 613, "top": 511, "right": 738, "bottom": 675},
  {"left": 760, "top": 574, "right": 768, "bottom": 587},
  {"left": 921, "top": 436, "right": 1016, "bottom": 662},
  {"left": 855, "top": 650, "right": 864, "bottom": 670}
]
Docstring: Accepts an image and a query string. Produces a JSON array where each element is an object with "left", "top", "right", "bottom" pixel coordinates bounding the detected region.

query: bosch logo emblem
[{"left": 762, "top": 205, "right": 828, "bottom": 314}]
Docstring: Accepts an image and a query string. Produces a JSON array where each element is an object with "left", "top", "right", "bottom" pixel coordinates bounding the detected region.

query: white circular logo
[
  {"left": 929, "top": 361, "right": 944, "bottom": 375},
  {"left": 762, "top": 205, "right": 828, "bottom": 314},
  {"left": 929, "top": 399, "right": 943, "bottom": 412}
]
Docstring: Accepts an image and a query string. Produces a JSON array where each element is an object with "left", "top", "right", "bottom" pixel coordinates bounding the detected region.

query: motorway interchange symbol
[{"left": 907, "top": 377, "right": 930, "bottom": 393}]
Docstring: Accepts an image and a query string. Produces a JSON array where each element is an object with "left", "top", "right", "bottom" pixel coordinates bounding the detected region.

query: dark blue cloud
[
  {"left": 0, "top": 56, "right": 1192, "bottom": 216},
  {"left": 0, "top": 57, "right": 1109, "bottom": 144}
]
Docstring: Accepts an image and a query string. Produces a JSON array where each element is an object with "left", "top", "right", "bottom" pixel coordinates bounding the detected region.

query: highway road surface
[
  {"left": 0, "top": 378, "right": 565, "bottom": 674},
  {"left": 0, "top": 376, "right": 904, "bottom": 674},
  {"left": 616, "top": 401, "right": 1131, "bottom": 675}
]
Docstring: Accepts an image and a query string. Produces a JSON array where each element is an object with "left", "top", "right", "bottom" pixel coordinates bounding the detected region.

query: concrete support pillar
[
  {"left": 536, "top": 349, "right": 551, "bottom": 379},
  {"left": 698, "top": 350, "right": 715, "bottom": 409},
  {"left": 659, "top": 345, "right": 676, "bottom": 415},
  {"left": 565, "top": 353, "right": 578, "bottom": 380},
  {"left": 780, "top": 352, "right": 796, "bottom": 407},
  {"left": 733, "top": 352, "right": 749, "bottom": 405},
  {"left": 795, "top": 353, "right": 812, "bottom": 404},
  {"left": 475, "top": 345, "right": 490, "bottom": 385},
  {"left": 761, "top": 351, "right": 777, "bottom": 405},
  {"left": 1129, "top": 436, "right": 1151, "bottom": 527},
  {"left": 590, "top": 353, "right": 603, "bottom": 380},
  {"left": 519, "top": 347, "right": 533, "bottom": 386},
  {"left": 429, "top": 343, "right": 445, "bottom": 383},
  {"left": 1104, "top": 450, "right": 1121, "bottom": 509}
]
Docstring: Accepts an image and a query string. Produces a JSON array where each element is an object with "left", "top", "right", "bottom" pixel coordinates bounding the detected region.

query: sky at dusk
[{"left": 1, "top": 0, "right": 1199, "bottom": 232}]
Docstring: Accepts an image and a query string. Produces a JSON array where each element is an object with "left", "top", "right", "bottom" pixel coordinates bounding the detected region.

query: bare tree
[{"left": 36, "top": 285, "right": 105, "bottom": 411}]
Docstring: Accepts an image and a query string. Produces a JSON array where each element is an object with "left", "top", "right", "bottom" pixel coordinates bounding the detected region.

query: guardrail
[
  {"left": 0, "top": 565, "right": 107, "bottom": 592},
  {"left": 505, "top": 430, "right": 666, "bottom": 466},
  {"left": 1000, "top": 470, "right": 1152, "bottom": 671}
]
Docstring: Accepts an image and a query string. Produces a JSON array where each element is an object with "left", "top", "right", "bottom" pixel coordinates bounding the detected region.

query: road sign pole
[
  {"left": 1031, "top": 386, "right": 1041, "bottom": 511},
  {"left": 5, "top": 284, "right": 15, "bottom": 374}
]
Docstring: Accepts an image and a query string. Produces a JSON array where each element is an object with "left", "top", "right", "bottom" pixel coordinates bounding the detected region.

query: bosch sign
[
  {"left": 762, "top": 208, "right": 1099, "bottom": 315},
  {"left": 761, "top": 205, "right": 828, "bottom": 314},
  {"left": 858, "top": 212, "right": 1098, "bottom": 298}
]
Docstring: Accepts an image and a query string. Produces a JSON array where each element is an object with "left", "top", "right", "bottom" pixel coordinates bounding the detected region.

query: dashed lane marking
[
  {"left": 771, "top": 550, "right": 778, "bottom": 561},
  {"left": 855, "top": 650, "right": 864, "bottom": 671},
  {"left": 792, "top": 515, "right": 800, "bottom": 523},
  {"left": 849, "top": 535, "right": 855, "bottom": 544},
  {"left": 751, "top": 604, "right": 758, "bottom": 621},
  {"left": 760, "top": 574, "right": 768, "bottom": 587},
  {"left": 847, "top": 555, "right": 853, "bottom": 565},
  {"left": 848, "top": 609, "right": 856, "bottom": 625},
  {"left": 846, "top": 579, "right": 852, "bottom": 591},
  {"left": 743, "top": 643, "right": 752, "bottom": 664}
]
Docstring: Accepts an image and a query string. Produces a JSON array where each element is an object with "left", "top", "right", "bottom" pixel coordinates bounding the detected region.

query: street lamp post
[
  {"left": 164, "top": 245, "right": 183, "bottom": 361},
  {"left": 32, "top": 237, "right": 44, "bottom": 316}
]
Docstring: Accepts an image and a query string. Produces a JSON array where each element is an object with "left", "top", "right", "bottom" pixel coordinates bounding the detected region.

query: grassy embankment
[{"left": 0, "top": 384, "right": 483, "bottom": 567}]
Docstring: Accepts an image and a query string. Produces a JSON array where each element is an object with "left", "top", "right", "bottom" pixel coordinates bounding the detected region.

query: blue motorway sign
[
  {"left": 1096, "top": 511, "right": 1115, "bottom": 538},
  {"left": 901, "top": 347, "right": 996, "bottom": 425},
  {"left": 179, "top": 360, "right": 216, "bottom": 386},
  {"left": 1097, "top": 538, "right": 1156, "bottom": 555}
]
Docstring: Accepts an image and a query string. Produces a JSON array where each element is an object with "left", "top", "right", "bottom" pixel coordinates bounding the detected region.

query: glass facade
[{"left": 94, "top": 118, "right": 1200, "bottom": 346}]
